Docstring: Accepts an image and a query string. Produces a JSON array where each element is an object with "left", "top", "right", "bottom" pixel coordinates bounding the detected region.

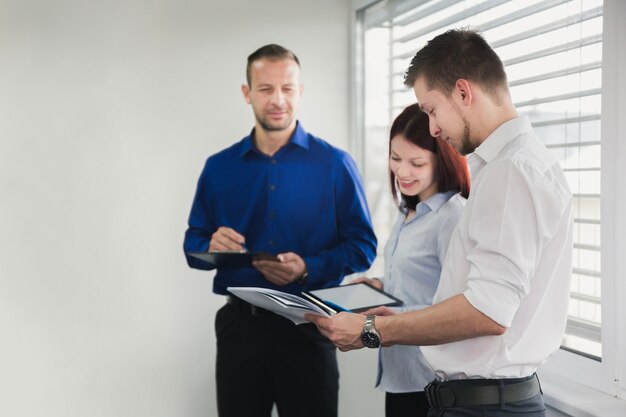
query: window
[{"left": 353, "top": 0, "right": 626, "bottom": 410}]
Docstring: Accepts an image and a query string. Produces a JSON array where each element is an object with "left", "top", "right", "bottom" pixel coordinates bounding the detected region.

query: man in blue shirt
[{"left": 183, "top": 44, "right": 377, "bottom": 417}]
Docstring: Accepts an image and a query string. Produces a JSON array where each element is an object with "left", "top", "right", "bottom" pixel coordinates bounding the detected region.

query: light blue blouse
[{"left": 376, "top": 191, "right": 465, "bottom": 393}]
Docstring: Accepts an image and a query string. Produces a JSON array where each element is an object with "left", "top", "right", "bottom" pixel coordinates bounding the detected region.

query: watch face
[{"left": 362, "top": 331, "right": 380, "bottom": 348}]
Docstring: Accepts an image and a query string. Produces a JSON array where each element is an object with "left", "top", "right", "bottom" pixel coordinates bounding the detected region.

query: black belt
[
  {"left": 425, "top": 374, "right": 541, "bottom": 408},
  {"left": 226, "top": 295, "right": 273, "bottom": 317}
]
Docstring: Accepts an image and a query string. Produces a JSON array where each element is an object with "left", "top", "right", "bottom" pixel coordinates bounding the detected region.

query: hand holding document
[{"left": 227, "top": 282, "right": 403, "bottom": 325}]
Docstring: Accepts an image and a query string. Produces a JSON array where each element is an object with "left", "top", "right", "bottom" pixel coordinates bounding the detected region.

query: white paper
[{"left": 227, "top": 287, "right": 330, "bottom": 325}]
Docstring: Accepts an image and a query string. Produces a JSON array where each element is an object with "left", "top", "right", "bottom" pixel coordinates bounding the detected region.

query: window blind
[{"left": 360, "top": 0, "right": 603, "bottom": 359}]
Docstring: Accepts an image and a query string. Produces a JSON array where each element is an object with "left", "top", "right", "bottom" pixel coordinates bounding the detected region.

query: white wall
[{"left": 0, "top": 0, "right": 383, "bottom": 416}]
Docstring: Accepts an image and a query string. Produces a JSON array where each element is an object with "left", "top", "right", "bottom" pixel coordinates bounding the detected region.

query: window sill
[{"left": 539, "top": 370, "right": 626, "bottom": 417}]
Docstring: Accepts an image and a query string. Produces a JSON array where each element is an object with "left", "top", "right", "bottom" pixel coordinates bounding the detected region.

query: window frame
[{"left": 349, "top": 0, "right": 626, "bottom": 414}]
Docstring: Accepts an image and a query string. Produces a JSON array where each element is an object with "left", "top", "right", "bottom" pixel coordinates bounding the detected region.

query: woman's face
[{"left": 389, "top": 135, "right": 438, "bottom": 202}]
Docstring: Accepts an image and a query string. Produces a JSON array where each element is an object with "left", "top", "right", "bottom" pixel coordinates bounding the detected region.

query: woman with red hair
[{"left": 355, "top": 103, "right": 470, "bottom": 417}]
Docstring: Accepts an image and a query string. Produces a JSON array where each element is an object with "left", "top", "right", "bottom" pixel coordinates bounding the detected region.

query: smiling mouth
[{"left": 399, "top": 179, "right": 417, "bottom": 188}]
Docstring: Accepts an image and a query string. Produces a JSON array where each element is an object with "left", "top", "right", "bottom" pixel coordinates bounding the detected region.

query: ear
[
  {"left": 241, "top": 84, "right": 251, "bottom": 104},
  {"left": 455, "top": 79, "right": 472, "bottom": 106},
  {"left": 299, "top": 84, "right": 304, "bottom": 98}
]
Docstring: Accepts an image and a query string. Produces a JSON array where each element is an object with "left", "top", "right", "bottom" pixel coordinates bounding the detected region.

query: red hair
[{"left": 389, "top": 103, "right": 470, "bottom": 211}]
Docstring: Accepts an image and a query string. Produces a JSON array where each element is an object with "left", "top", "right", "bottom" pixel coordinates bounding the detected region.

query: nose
[
  {"left": 429, "top": 117, "right": 441, "bottom": 138},
  {"left": 397, "top": 163, "right": 411, "bottom": 178},
  {"left": 270, "top": 90, "right": 285, "bottom": 106}
]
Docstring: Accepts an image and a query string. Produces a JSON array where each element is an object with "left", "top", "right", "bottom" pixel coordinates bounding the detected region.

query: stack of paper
[{"left": 227, "top": 287, "right": 330, "bottom": 325}]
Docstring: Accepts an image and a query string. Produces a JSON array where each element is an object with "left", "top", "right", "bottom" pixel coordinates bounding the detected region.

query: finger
[
  {"left": 370, "top": 279, "right": 384, "bottom": 290},
  {"left": 367, "top": 306, "right": 395, "bottom": 316},
  {"left": 211, "top": 227, "right": 246, "bottom": 250},
  {"left": 254, "top": 259, "right": 290, "bottom": 270},
  {"left": 218, "top": 227, "right": 245, "bottom": 244},
  {"left": 210, "top": 232, "right": 244, "bottom": 251},
  {"left": 254, "top": 261, "right": 295, "bottom": 278},
  {"left": 305, "top": 314, "right": 326, "bottom": 327},
  {"left": 254, "top": 266, "right": 292, "bottom": 286},
  {"left": 276, "top": 252, "right": 298, "bottom": 262},
  {"left": 254, "top": 264, "right": 290, "bottom": 279}
]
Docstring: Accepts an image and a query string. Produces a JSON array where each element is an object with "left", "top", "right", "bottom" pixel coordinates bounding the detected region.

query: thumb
[{"left": 277, "top": 252, "right": 297, "bottom": 262}]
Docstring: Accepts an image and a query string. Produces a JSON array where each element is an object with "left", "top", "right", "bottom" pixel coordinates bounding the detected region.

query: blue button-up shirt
[{"left": 184, "top": 122, "right": 377, "bottom": 295}]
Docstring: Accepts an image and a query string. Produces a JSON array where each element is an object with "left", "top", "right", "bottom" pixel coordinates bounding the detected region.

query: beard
[
  {"left": 254, "top": 109, "right": 294, "bottom": 132},
  {"left": 458, "top": 118, "right": 475, "bottom": 156}
]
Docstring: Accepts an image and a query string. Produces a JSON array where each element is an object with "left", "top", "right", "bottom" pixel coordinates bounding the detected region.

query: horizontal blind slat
[
  {"left": 509, "top": 61, "right": 602, "bottom": 87},
  {"left": 566, "top": 318, "right": 601, "bottom": 343},
  {"left": 393, "top": 0, "right": 462, "bottom": 27},
  {"left": 531, "top": 114, "right": 601, "bottom": 127},
  {"left": 490, "top": 6, "right": 603, "bottom": 49},
  {"left": 545, "top": 140, "right": 601, "bottom": 149},
  {"left": 502, "top": 34, "right": 603, "bottom": 66},
  {"left": 573, "top": 267, "right": 602, "bottom": 277},
  {"left": 515, "top": 88, "right": 601, "bottom": 107},
  {"left": 394, "top": 0, "right": 511, "bottom": 43},
  {"left": 475, "top": 0, "right": 569, "bottom": 32}
]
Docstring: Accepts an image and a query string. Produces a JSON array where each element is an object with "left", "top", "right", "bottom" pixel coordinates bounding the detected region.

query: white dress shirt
[
  {"left": 421, "top": 116, "right": 573, "bottom": 380},
  {"left": 377, "top": 191, "right": 465, "bottom": 393}
]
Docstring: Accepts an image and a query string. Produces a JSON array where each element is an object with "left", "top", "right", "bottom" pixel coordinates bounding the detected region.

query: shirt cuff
[
  {"left": 301, "top": 256, "right": 325, "bottom": 286},
  {"left": 464, "top": 279, "right": 522, "bottom": 328}
]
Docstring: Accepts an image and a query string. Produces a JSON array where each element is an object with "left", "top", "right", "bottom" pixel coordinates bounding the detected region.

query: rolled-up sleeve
[{"left": 463, "top": 161, "right": 539, "bottom": 327}]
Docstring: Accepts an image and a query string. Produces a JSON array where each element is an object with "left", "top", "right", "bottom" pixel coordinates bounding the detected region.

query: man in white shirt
[{"left": 307, "top": 29, "right": 573, "bottom": 416}]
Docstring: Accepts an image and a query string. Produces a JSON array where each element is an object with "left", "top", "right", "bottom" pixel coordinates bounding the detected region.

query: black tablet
[
  {"left": 187, "top": 251, "right": 278, "bottom": 268},
  {"left": 305, "top": 282, "right": 403, "bottom": 313}
]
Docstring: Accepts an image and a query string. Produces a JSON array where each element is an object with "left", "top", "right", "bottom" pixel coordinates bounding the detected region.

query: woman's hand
[{"left": 350, "top": 276, "right": 384, "bottom": 290}]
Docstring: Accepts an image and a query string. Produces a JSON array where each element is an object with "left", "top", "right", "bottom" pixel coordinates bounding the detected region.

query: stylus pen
[{"left": 323, "top": 300, "right": 352, "bottom": 313}]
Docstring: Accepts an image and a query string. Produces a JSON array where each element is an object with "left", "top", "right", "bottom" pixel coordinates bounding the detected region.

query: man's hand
[
  {"left": 253, "top": 252, "right": 306, "bottom": 286},
  {"left": 305, "top": 312, "right": 366, "bottom": 352},
  {"left": 209, "top": 227, "right": 246, "bottom": 252},
  {"left": 360, "top": 305, "right": 396, "bottom": 317}
]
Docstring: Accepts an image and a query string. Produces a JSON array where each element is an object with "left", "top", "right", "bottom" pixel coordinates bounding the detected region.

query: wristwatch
[
  {"left": 297, "top": 271, "right": 308, "bottom": 285},
  {"left": 361, "top": 314, "right": 381, "bottom": 348}
]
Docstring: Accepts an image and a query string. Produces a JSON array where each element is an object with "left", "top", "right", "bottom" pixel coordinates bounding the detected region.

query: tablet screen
[{"left": 308, "top": 282, "right": 402, "bottom": 312}]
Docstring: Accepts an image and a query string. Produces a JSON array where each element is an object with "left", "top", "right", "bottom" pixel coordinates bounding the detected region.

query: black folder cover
[{"left": 187, "top": 251, "right": 278, "bottom": 268}]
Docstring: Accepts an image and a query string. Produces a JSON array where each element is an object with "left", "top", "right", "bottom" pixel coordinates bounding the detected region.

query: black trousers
[
  {"left": 386, "top": 391, "right": 430, "bottom": 417},
  {"left": 426, "top": 394, "right": 544, "bottom": 417},
  {"left": 215, "top": 301, "right": 339, "bottom": 417}
]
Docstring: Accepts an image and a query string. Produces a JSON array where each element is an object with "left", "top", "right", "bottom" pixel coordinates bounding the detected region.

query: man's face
[
  {"left": 413, "top": 76, "right": 475, "bottom": 156},
  {"left": 242, "top": 58, "right": 302, "bottom": 133}
]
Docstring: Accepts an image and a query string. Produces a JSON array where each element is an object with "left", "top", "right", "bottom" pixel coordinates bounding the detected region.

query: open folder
[
  {"left": 228, "top": 287, "right": 330, "bottom": 325},
  {"left": 227, "top": 282, "right": 403, "bottom": 325}
]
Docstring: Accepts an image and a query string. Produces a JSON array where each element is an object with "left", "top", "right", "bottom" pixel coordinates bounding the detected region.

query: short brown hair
[
  {"left": 389, "top": 103, "right": 470, "bottom": 211},
  {"left": 246, "top": 44, "right": 300, "bottom": 85},
  {"left": 404, "top": 28, "right": 507, "bottom": 99}
]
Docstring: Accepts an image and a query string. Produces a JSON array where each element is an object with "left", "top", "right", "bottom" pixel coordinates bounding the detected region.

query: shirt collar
[
  {"left": 239, "top": 120, "right": 310, "bottom": 158},
  {"left": 407, "top": 191, "right": 457, "bottom": 224},
  {"left": 471, "top": 116, "right": 533, "bottom": 165},
  {"left": 422, "top": 190, "right": 456, "bottom": 212}
]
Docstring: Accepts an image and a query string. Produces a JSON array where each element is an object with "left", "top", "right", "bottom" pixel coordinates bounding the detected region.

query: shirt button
[
  {"left": 268, "top": 240, "right": 275, "bottom": 245},
  {"left": 271, "top": 159, "right": 277, "bottom": 164},
  {"left": 269, "top": 185, "right": 276, "bottom": 191},
  {"left": 268, "top": 212, "right": 276, "bottom": 219}
]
